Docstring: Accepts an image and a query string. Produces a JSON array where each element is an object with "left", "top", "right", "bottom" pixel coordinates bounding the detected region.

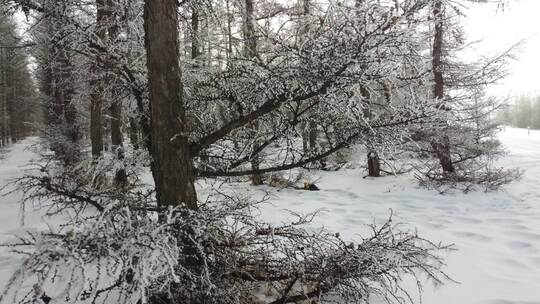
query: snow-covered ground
[
  {"left": 0, "top": 138, "right": 49, "bottom": 293},
  {"left": 1, "top": 128, "right": 540, "bottom": 304}
]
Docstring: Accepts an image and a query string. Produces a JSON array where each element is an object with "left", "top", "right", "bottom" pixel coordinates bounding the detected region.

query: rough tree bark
[
  {"left": 431, "top": 0, "right": 454, "bottom": 174},
  {"left": 144, "top": 7, "right": 201, "bottom": 303},
  {"left": 143, "top": 0, "right": 198, "bottom": 209}
]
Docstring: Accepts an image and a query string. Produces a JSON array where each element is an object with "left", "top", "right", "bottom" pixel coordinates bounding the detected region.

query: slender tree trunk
[
  {"left": 4, "top": 50, "right": 11, "bottom": 145},
  {"left": 90, "top": 0, "right": 107, "bottom": 158},
  {"left": 144, "top": 0, "right": 198, "bottom": 209},
  {"left": 129, "top": 116, "right": 139, "bottom": 150},
  {"left": 41, "top": 19, "right": 55, "bottom": 143},
  {"left": 111, "top": 99, "right": 126, "bottom": 185},
  {"left": 226, "top": 0, "right": 233, "bottom": 63},
  {"left": 0, "top": 48, "right": 6, "bottom": 147},
  {"left": 431, "top": 0, "right": 454, "bottom": 174},
  {"left": 432, "top": 0, "right": 444, "bottom": 103},
  {"left": 107, "top": 0, "right": 127, "bottom": 186},
  {"left": 300, "top": 0, "right": 318, "bottom": 156},
  {"left": 0, "top": 48, "right": 5, "bottom": 147},
  {"left": 9, "top": 72, "right": 17, "bottom": 143},
  {"left": 243, "top": 0, "right": 263, "bottom": 185},
  {"left": 5, "top": 55, "right": 14, "bottom": 143},
  {"left": 191, "top": 6, "right": 200, "bottom": 60}
]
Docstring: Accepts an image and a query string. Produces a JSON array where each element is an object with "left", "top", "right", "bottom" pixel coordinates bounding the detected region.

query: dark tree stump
[{"left": 367, "top": 151, "right": 380, "bottom": 177}]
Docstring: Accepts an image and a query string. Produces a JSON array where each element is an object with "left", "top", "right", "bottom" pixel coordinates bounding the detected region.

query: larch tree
[
  {"left": 143, "top": 0, "right": 198, "bottom": 209},
  {"left": 430, "top": 0, "right": 455, "bottom": 174}
]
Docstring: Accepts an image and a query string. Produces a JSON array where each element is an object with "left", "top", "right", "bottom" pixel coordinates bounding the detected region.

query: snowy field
[{"left": 0, "top": 128, "right": 540, "bottom": 304}]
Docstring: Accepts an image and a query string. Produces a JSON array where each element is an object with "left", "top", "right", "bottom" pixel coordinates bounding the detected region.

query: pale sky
[
  {"left": 464, "top": 0, "right": 540, "bottom": 97},
  {"left": 11, "top": 0, "right": 539, "bottom": 98}
]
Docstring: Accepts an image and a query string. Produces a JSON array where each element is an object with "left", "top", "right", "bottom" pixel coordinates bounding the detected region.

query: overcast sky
[
  {"left": 12, "top": 0, "right": 538, "bottom": 98},
  {"left": 464, "top": 0, "right": 540, "bottom": 97}
]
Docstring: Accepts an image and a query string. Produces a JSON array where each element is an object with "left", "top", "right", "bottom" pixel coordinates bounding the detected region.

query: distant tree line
[
  {"left": 0, "top": 15, "right": 39, "bottom": 147},
  {"left": 497, "top": 95, "right": 540, "bottom": 129}
]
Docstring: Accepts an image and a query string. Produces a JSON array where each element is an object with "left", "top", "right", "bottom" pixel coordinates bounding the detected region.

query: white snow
[
  {"left": 0, "top": 138, "right": 49, "bottom": 292},
  {"left": 1, "top": 129, "right": 540, "bottom": 304}
]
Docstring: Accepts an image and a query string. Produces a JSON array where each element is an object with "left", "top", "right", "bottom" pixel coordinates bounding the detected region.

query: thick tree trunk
[
  {"left": 144, "top": 6, "right": 201, "bottom": 303},
  {"left": 144, "top": 0, "right": 198, "bottom": 209},
  {"left": 431, "top": 0, "right": 454, "bottom": 174}
]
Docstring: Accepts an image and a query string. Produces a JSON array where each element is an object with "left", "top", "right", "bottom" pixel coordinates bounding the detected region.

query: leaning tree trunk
[
  {"left": 431, "top": 0, "right": 454, "bottom": 174},
  {"left": 143, "top": 0, "right": 197, "bottom": 210}
]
